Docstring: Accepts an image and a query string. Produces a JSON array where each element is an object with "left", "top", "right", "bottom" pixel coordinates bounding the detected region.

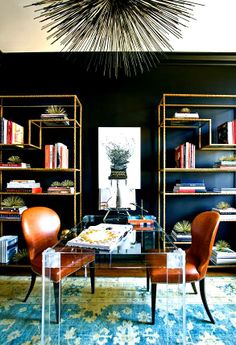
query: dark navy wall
[{"left": 1, "top": 52, "right": 236, "bottom": 246}]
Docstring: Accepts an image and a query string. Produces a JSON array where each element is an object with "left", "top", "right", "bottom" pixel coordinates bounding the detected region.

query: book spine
[{"left": 6, "top": 187, "right": 42, "bottom": 193}]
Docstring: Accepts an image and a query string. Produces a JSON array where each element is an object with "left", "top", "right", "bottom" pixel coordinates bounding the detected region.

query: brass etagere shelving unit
[
  {"left": 158, "top": 94, "right": 236, "bottom": 267},
  {"left": 0, "top": 95, "right": 82, "bottom": 266}
]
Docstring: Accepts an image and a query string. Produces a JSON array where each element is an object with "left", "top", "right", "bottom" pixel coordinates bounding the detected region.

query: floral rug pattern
[{"left": 0, "top": 276, "right": 235, "bottom": 345}]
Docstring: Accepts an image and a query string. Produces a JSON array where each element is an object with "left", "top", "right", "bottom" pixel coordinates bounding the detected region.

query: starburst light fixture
[{"left": 26, "top": 0, "right": 201, "bottom": 77}]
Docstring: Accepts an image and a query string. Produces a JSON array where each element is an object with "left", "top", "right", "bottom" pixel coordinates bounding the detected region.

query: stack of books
[
  {"left": 212, "top": 207, "right": 236, "bottom": 221},
  {"left": 66, "top": 223, "right": 133, "bottom": 251},
  {"left": 212, "top": 187, "right": 236, "bottom": 194},
  {"left": 0, "top": 162, "right": 30, "bottom": 168},
  {"left": 174, "top": 111, "right": 199, "bottom": 119},
  {"left": 0, "top": 206, "right": 27, "bottom": 220},
  {"left": 1, "top": 118, "right": 24, "bottom": 145},
  {"left": 173, "top": 180, "right": 206, "bottom": 193},
  {"left": 45, "top": 142, "right": 69, "bottom": 169},
  {"left": 171, "top": 229, "right": 192, "bottom": 242},
  {"left": 6, "top": 180, "right": 42, "bottom": 193},
  {"left": 213, "top": 160, "right": 236, "bottom": 169},
  {"left": 217, "top": 119, "right": 236, "bottom": 144},
  {"left": 0, "top": 235, "right": 18, "bottom": 263},
  {"left": 40, "top": 113, "right": 69, "bottom": 126},
  {"left": 175, "top": 142, "right": 195, "bottom": 168},
  {"left": 47, "top": 186, "right": 74, "bottom": 194},
  {"left": 211, "top": 246, "right": 236, "bottom": 265}
]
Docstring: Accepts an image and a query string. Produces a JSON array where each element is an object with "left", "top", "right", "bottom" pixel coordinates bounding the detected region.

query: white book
[
  {"left": 211, "top": 247, "right": 236, "bottom": 259},
  {"left": 174, "top": 112, "right": 199, "bottom": 118}
]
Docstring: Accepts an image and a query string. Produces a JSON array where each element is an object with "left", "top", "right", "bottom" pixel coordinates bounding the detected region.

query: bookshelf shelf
[
  {"left": 0, "top": 95, "right": 82, "bottom": 268},
  {"left": 158, "top": 93, "right": 236, "bottom": 269}
]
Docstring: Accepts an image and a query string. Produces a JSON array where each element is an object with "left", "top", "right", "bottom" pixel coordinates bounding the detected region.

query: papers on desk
[{"left": 66, "top": 223, "right": 133, "bottom": 251}]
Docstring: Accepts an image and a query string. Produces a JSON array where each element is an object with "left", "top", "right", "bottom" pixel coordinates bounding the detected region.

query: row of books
[
  {"left": 0, "top": 206, "right": 27, "bottom": 220},
  {"left": 0, "top": 235, "right": 18, "bottom": 263},
  {"left": 173, "top": 180, "right": 206, "bottom": 193},
  {"left": 6, "top": 180, "right": 42, "bottom": 193},
  {"left": 217, "top": 119, "right": 236, "bottom": 144},
  {"left": 175, "top": 142, "right": 195, "bottom": 168},
  {"left": 211, "top": 246, "right": 236, "bottom": 265},
  {"left": 1, "top": 118, "right": 24, "bottom": 145},
  {"left": 45, "top": 142, "right": 69, "bottom": 168}
]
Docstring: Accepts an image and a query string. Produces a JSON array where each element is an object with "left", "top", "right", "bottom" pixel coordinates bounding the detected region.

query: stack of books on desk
[
  {"left": 211, "top": 246, "right": 236, "bottom": 265},
  {"left": 0, "top": 235, "right": 18, "bottom": 263},
  {"left": 66, "top": 223, "right": 133, "bottom": 251}
]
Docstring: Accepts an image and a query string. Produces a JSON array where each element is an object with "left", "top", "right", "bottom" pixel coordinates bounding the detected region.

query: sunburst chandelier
[{"left": 26, "top": 0, "right": 201, "bottom": 77}]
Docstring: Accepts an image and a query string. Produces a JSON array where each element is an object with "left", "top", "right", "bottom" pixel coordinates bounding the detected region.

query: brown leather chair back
[
  {"left": 186, "top": 211, "right": 220, "bottom": 279},
  {"left": 21, "top": 206, "right": 61, "bottom": 262}
]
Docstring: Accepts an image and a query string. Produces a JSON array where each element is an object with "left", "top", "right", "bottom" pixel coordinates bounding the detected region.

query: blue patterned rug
[{"left": 0, "top": 275, "right": 235, "bottom": 345}]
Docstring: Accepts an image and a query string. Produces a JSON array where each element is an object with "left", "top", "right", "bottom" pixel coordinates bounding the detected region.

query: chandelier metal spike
[{"left": 25, "top": 0, "right": 202, "bottom": 77}]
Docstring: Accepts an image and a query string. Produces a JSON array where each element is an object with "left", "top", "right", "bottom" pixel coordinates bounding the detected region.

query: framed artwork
[{"left": 98, "top": 127, "right": 141, "bottom": 210}]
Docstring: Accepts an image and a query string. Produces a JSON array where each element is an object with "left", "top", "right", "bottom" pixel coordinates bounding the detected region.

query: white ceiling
[{"left": 0, "top": 0, "right": 236, "bottom": 53}]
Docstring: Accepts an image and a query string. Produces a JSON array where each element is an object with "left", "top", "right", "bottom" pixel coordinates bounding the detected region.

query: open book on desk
[{"left": 66, "top": 223, "right": 133, "bottom": 251}]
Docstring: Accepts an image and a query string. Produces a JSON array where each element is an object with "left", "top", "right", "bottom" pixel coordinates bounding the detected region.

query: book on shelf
[
  {"left": 174, "top": 112, "right": 199, "bottom": 118},
  {"left": 6, "top": 187, "right": 42, "bottom": 193},
  {"left": 173, "top": 180, "right": 206, "bottom": 193},
  {"left": 0, "top": 206, "right": 27, "bottom": 214},
  {"left": 7, "top": 180, "right": 41, "bottom": 188},
  {"left": 217, "top": 119, "right": 236, "bottom": 144},
  {"left": 171, "top": 229, "right": 192, "bottom": 242},
  {"left": 47, "top": 186, "right": 74, "bottom": 194},
  {"left": 211, "top": 257, "right": 236, "bottom": 265},
  {"left": 175, "top": 142, "right": 195, "bottom": 168},
  {"left": 0, "top": 162, "right": 30, "bottom": 168},
  {"left": 40, "top": 113, "right": 69, "bottom": 126},
  {"left": 45, "top": 143, "right": 69, "bottom": 168},
  {"left": 212, "top": 187, "right": 236, "bottom": 194},
  {"left": 211, "top": 246, "right": 236, "bottom": 259},
  {"left": 0, "top": 118, "right": 24, "bottom": 145},
  {"left": 212, "top": 207, "right": 236, "bottom": 214},
  {"left": 0, "top": 235, "right": 18, "bottom": 263}
]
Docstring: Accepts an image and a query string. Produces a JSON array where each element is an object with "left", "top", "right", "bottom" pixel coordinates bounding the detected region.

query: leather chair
[
  {"left": 21, "top": 206, "right": 95, "bottom": 323},
  {"left": 147, "top": 211, "right": 220, "bottom": 325}
]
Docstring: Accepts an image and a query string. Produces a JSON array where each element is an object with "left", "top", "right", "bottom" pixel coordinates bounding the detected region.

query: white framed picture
[{"left": 98, "top": 127, "right": 141, "bottom": 210}]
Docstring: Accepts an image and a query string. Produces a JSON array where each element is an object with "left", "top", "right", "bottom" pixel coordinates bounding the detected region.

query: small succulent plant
[
  {"left": 51, "top": 181, "right": 62, "bottom": 187},
  {"left": 1, "top": 196, "right": 25, "bottom": 207},
  {"left": 173, "top": 220, "right": 191, "bottom": 233},
  {"left": 46, "top": 105, "right": 66, "bottom": 114},
  {"left": 61, "top": 179, "right": 74, "bottom": 187},
  {"left": 219, "top": 155, "right": 236, "bottom": 161},
  {"left": 215, "top": 240, "right": 230, "bottom": 252},
  {"left": 12, "top": 249, "right": 29, "bottom": 263},
  {"left": 216, "top": 201, "right": 231, "bottom": 209},
  {"left": 7, "top": 156, "right": 22, "bottom": 163}
]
